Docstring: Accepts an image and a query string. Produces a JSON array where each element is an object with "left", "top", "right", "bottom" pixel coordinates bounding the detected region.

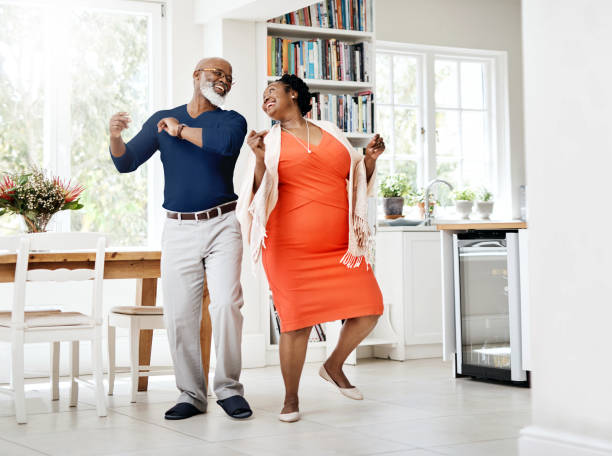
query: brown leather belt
[{"left": 166, "top": 201, "right": 237, "bottom": 221}]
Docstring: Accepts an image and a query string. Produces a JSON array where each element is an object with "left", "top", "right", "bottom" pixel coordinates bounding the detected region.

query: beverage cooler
[{"left": 451, "top": 230, "right": 528, "bottom": 385}]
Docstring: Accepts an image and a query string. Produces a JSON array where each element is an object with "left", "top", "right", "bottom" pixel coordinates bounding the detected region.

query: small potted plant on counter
[
  {"left": 476, "top": 188, "right": 495, "bottom": 219},
  {"left": 380, "top": 174, "right": 410, "bottom": 219},
  {"left": 453, "top": 188, "right": 476, "bottom": 219},
  {"left": 408, "top": 189, "right": 438, "bottom": 220}
]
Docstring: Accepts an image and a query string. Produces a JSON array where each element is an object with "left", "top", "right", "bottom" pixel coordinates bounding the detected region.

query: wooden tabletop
[
  {"left": 0, "top": 249, "right": 162, "bottom": 282},
  {"left": 436, "top": 221, "right": 527, "bottom": 230},
  {"left": 0, "top": 249, "right": 160, "bottom": 264}
]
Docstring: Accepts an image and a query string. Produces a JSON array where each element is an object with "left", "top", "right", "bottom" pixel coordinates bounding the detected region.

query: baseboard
[
  {"left": 520, "top": 426, "right": 612, "bottom": 456},
  {"left": 404, "top": 343, "right": 442, "bottom": 359},
  {"left": 373, "top": 343, "right": 442, "bottom": 361}
]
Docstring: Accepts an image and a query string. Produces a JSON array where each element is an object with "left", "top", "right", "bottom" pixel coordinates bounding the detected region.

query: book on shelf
[
  {"left": 268, "top": 0, "right": 370, "bottom": 32},
  {"left": 307, "top": 91, "right": 374, "bottom": 134},
  {"left": 269, "top": 296, "right": 327, "bottom": 344},
  {"left": 267, "top": 36, "right": 371, "bottom": 83}
]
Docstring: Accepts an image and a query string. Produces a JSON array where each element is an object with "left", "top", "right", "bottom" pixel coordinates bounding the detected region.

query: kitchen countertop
[
  {"left": 436, "top": 220, "right": 527, "bottom": 230},
  {"left": 377, "top": 219, "right": 527, "bottom": 232}
]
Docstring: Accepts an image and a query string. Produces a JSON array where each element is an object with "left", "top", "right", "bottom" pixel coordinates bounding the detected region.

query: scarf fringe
[
  {"left": 353, "top": 214, "right": 371, "bottom": 248},
  {"left": 340, "top": 250, "right": 364, "bottom": 269},
  {"left": 340, "top": 214, "right": 373, "bottom": 270},
  {"left": 248, "top": 202, "right": 268, "bottom": 272}
]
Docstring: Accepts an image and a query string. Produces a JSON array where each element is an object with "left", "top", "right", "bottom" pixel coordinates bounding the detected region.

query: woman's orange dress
[{"left": 262, "top": 129, "right": 383, "bottom": 332}]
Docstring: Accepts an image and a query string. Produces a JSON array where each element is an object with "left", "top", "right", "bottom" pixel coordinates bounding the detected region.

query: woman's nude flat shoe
[
  {"left": 319, "top": 365, "right": 363, "bottom": 400},
  {"left": 278, "top": 411, "right": 301, "bottom": 422}
]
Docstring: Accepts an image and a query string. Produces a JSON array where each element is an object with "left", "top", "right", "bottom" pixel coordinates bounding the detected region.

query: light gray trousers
[{"left": 161, "top": 210, "right": 244, "bottom": 412}]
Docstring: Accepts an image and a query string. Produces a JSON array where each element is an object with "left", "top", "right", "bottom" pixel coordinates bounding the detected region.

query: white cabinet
[{"left": 374, "top": 229, "right": 443, "bottom": 360}]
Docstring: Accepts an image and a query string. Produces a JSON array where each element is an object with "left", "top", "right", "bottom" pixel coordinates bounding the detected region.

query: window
[
  {"left": 376, "top": 42, "right": 509, "bottom": 211},
  {"left": 375, "top": 53, "right": 423, "bottom": 188},
  {"left": 0, "top": 0, "right": 165, "bottom": 245}
]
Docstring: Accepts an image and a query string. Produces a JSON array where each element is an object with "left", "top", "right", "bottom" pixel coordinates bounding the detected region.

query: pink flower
[
  {"left": 0, "top": 175, "right": 16, "bottom": 201},
  {"left": 53, "top": 177, "right": 85, "bottom": 203}
]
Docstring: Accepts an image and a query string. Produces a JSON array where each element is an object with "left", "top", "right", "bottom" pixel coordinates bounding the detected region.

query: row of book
[
  {"left": 267, "top": 37, "right": 371, "bottom": 82},
  {"left": 306, "top": 91, "right": 374, "bottom": 134},
  {"left": 270, "top": 300, "right": 326, "bottom": 344},
  {"left": 268, "top": 0, "right": 370, "bottom": 32}
]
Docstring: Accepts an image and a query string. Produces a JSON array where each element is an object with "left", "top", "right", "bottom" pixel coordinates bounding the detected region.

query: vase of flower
[
  {"left": 0, "top": 169, "right": 85, "bottom": 234},
  {"left": 22, "top": 213, "right": 54, "bottom": 233}
]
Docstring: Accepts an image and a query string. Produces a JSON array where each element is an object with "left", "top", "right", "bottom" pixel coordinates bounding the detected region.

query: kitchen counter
[
  {"left": 377, "top": 219, "right": 527, "bottom": 232},
  {"left": 436, "top": 221, "right": 527, "bottom": 230}
]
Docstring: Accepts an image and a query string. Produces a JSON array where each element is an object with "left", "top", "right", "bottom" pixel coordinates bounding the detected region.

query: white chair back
[
  {"left": 0, "top": 235, "right": 22, "bottom": 252},
  {"left": 11, "top": 232, "right": 108, "bottom": 327}
]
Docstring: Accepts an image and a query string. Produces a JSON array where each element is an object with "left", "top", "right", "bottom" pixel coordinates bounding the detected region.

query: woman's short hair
[{"left": 276, "top": 74, "right": 312, "bottom": 116}]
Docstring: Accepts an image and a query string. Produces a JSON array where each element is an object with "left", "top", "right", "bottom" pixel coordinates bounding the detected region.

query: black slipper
[
  {"left": 216, "top": 395, "right": 253, "bottom": 419},
  {"left": 164, "top": 402, "right": 204, "bottom": 420}
]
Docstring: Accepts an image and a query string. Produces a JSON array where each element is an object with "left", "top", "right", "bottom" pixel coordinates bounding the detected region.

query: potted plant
[
  {"left": 453, "top": 188, "right": 476, "bottom": 219},
  {"left": 379, "top": 174, "right": 410, "bottom": 218},
  {"left": 408, "top": 189, "right": 438, "bottom": 220},
  {"left": 476, "top": 188, "right": 495, "bottom": 220},
  {"left": 0, "top": 169, "right": 85, "bottom": 233}
]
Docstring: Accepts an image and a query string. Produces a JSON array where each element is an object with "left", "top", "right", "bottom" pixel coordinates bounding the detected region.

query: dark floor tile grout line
[
  {"left": 105, "top": 406, "right": 219, "bottom": 442},
  {"left": 427, "top": 436, "right": 519, "bottom": 450},
  {"left": 330, "top": 423, "right": 419, "bottom": 448},
  {"left": 0, "top": 434, "right": 52, "bottom": 456},
  {"left": 0, "top": 405, "right": 97, "bottom": 420},
  {"left": 374, "top": 400, "right": 531, "bottom": 420}
]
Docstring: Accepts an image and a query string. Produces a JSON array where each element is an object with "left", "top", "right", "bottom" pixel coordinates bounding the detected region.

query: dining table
[{"left": 0, "top": 249, "right": 212, "bottom": 392}]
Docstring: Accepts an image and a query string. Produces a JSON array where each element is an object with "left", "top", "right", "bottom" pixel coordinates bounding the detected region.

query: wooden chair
[
  {"left": 0, "top": 233, "right": 108, "bottom": 423},
  {"left": 107, "top": 305, "right": 174, "bottom": 402}
]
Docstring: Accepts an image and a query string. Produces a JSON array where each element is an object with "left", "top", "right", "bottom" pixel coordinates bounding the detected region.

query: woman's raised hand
[
  {"left": 365, "top": 134, "right": 385, "bottom": 162},
  {"left": 247, "top": 130, "right": 268, "bottom": 161}
]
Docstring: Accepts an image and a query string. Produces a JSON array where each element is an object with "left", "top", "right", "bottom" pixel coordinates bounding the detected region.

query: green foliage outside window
[{"left": 0, "top": 4, "right": 152, "bottom": 245}]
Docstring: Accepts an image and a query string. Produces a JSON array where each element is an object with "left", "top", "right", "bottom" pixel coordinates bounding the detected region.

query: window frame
[
  {"left": 0, "top": 0, "right": 168, "bottom": 247},
  {"left": 376, "top": 41, "right": 511, "bottom": 215},
  {"left": 375, "top": 51, "right": 425, "bottom": 186}
]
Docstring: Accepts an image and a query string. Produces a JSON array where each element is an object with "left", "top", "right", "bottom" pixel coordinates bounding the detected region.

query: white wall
[
  {"left": 167, "top": 0, "right": 204, "bottom": 105},
  {"left": 520, "top": 0, "right": 612, "bottom": 454},
  {"left": 375, "top": 0, "right": 524, "bottom": 218}
]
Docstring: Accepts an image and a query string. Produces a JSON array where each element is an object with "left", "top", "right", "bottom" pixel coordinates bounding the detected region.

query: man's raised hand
[
  {"left": 109, "top": 112, "right": 131, "bottom": 139},
  {"left": 157, "top": 117, "right": 180, "bottom": 136}
]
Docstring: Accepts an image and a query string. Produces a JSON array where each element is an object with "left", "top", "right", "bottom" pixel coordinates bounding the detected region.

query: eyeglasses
[{"left": 196, "top": 68, "right": 235, "bottom": 86}]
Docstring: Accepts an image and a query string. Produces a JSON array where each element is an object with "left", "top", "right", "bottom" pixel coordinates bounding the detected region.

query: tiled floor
[{"left": 0, "top": 358, "right": 531, "bottom": 455}]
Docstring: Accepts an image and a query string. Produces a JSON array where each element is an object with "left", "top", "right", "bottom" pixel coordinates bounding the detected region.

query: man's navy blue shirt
[{"left": 110, "top": 105, "right": 247, "bottom": 212}]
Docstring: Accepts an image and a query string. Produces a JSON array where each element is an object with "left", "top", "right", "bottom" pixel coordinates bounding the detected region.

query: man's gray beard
[{"left": 200, "top": 81, "right": 226, "bottom": 107}]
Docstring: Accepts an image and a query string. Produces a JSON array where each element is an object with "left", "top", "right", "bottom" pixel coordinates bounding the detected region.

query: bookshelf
[
  {"left": 265, "top": 75, "right": 371, "bottom": 90},
  {"left": 256, "top": 0, "right": 376, "bottom": 150},
  {"left": 256, "top": 1, "right": 396, "bottom": 364}
]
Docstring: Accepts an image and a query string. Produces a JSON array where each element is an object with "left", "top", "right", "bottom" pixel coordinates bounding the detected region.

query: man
[{"left": 109, "top": 57, "right": 252, "bottom": 420}]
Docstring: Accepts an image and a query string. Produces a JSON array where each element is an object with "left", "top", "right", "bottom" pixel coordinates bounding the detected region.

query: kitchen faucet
[{"left": 423, "top": 178, "right": 454, "bottom": 226}]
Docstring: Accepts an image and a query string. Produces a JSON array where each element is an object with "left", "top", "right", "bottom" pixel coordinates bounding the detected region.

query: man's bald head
[{"left": 194, "top": 57, "right": 232, "bottom": 75}]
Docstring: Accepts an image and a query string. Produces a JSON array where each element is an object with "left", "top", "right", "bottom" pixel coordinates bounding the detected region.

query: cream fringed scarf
[{"left": 236, "top": 119, "right": 377, "bottom": 271}]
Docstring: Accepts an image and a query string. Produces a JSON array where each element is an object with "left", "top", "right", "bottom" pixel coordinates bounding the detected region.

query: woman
[{"left": 237, "top": 74, "right": 385, "bottom": 422}]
